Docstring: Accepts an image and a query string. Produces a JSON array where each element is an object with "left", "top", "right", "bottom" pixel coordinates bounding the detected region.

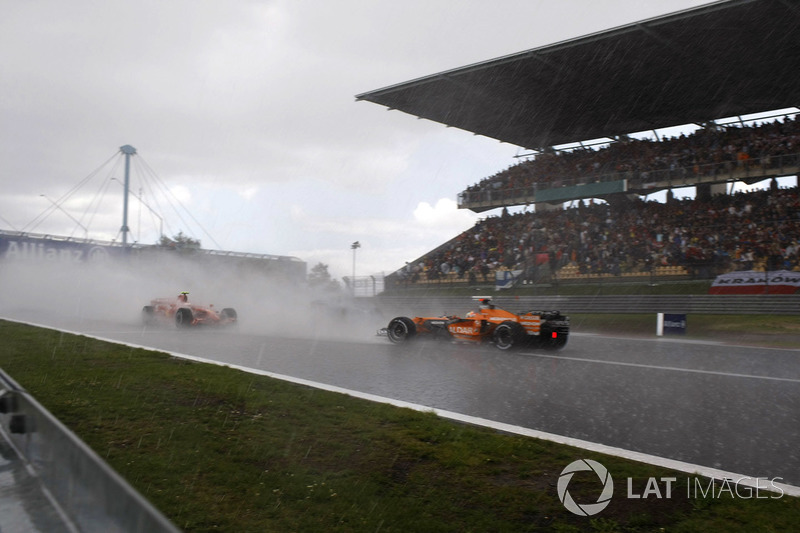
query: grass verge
[
  {"left": 572, "top": 313, "right": 800, "bottom": 348},
  {"left": 1, "top": 320, "right": 798, "bottom": 532}
]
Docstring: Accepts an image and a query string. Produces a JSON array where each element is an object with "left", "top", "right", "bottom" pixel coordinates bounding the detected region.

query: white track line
[
  {"left": 526, "top": 352, "right": 800, "bottom": 383},
  {"left": 6, "top": 317, "right": 800, "bottom": 498},
  {"left": 573, "top": 331, "right": 800, "bottom": 351}
]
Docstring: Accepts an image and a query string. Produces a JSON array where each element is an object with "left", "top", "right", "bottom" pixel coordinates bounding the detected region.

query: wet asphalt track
[{"left": 7, "top": 312, "right": 800, "bottom": 487}]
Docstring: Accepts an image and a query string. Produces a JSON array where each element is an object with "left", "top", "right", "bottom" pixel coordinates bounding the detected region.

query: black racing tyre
[
  {"left": 493, "top": 321, "right": 527, "bottom": 351},
  {"left": 386, "top": 317, "right": 416, "bottom": 344},
  {"left": 221, "top": 308, "right": 238, "bottom": 320},
  {"left": 175, "top": 307, "right": 194, "bottom": 328},
  {"left": 141, "top": 305, "right": 156, "bottom": 326}
]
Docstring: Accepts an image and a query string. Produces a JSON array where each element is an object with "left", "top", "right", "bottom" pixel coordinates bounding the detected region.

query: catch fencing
[
  {"left": 346, "top": 274, "right": 386, "bottom": 297},
  {"left": 376, "top": 294, "right": 800, "bottom": 316}
]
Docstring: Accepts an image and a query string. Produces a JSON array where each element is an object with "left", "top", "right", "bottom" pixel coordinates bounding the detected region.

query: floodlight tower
[{"left": 119, "top": 144, "right": 137, "bottom": 246}]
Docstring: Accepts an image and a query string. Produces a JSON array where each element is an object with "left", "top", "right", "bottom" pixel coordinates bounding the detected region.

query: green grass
[{"left": 1, "top": 320, "right": 799, "bottom": 532}]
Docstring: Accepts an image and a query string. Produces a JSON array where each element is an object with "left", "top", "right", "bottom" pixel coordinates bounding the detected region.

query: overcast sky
[{"left": 0, "top": 0, "right": 714, "bottom": 280}]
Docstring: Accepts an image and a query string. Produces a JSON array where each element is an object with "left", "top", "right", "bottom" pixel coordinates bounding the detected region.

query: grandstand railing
[{"left": 458, "top": 152, "right": 800, "bottom": 211}]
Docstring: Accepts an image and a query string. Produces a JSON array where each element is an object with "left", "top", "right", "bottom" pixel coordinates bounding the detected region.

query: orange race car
[
  {"left": 142, "top": 292, "right": 238, "bottom": 328},
  {"left": 381, "top": 297, "right": 569, "bottom": 351}
]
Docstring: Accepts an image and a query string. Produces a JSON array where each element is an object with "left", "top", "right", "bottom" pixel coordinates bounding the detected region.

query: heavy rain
[{"left": 2, "top": 1, "right": 800, "bottom": 531}]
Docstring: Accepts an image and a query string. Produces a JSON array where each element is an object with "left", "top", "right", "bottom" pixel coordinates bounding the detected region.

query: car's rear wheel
[
  {"left": 175, "top": 307, "right": 194, "bottom": 328},
  {"left": 493, "top": 321, "right": 527, "bottom": 350},
  {"left": 386, "top": 317, "right": 416, "bottom": 344},
  {"left": 542, "top": 332, "right": 568, "bottom": 351}
]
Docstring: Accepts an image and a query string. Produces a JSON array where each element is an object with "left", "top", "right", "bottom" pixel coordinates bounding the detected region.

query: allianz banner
[
  {"left": 709, "top": 270, "right": 800, "bottom": 294},
  {"left": 0, "top": 235, "right": 123, "bottom": 263}
]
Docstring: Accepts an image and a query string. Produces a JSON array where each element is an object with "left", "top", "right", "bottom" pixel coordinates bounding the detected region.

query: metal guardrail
[
  {"left": 377, "top": 294, "right": 800, "bottom": 315},
  {"left": 0, "top": 368, "right": 180, "bottom": 533}
]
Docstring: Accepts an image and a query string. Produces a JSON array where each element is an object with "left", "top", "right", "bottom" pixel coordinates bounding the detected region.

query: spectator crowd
[
  {"left": 398, "top": 181, "right": 800, "bottom": 286},
  {"left": 460, "top": 115, "right": 800, "bottom": 205},
  {"left": 393, "top": 114, "right": 800, "bottom": 286}
]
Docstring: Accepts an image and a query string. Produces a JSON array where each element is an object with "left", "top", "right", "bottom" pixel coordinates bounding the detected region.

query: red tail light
[{"left": 552, "top": 332, "right": 558, "bottom": 338}]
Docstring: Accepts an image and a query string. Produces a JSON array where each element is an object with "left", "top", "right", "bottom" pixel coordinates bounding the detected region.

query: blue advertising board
[{"left": 659, "top": 313, "right": 687, "bottom": 335}]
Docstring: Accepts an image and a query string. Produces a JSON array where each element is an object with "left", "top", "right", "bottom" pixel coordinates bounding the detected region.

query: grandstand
[{"left": 356, "top": 0, "right": 800, "bottom": 289}]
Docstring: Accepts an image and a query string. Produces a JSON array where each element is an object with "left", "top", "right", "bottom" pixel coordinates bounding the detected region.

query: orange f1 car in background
[
  {"left": 142, "top": 292, "right": 238, "bottom": 328},
  {"left": 381, "top": 297, "right": 568, "bottom": 351}
]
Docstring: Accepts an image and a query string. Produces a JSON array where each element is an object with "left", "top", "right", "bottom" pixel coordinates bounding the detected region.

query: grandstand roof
[{"left": 356, "top": 0, "right": 800, "bottom": 150}]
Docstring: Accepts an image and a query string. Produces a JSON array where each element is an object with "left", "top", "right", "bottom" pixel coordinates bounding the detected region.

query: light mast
[{"left": 119, "top": 144, "right": 137, "bottom": 246}]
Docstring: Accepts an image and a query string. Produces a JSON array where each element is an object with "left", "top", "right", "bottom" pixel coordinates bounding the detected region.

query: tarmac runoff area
[{"left": 3, "top": 314, "right": 800, "bottom": 500}]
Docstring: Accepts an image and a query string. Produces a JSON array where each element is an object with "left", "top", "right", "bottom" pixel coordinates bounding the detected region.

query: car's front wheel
[
  {"left": 175, "top": 307, "right": 194, "bottom": 328},
  {"left": 386, "top": 317, "right": 416, "bottom": 344}
]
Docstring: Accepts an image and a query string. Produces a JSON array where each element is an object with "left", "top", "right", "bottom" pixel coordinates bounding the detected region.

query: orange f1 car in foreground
[
  {"left": 142, "top": 292, "right": 238, "bottom": 328},
  {"left": 381, "top": 297, "right": 569, "bottom": 351}
]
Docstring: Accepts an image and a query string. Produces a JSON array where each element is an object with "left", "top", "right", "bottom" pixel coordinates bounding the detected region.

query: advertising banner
[
  {"left": 708, "top": 270, "right": 800, "bottom": 294},
  {"left": 0, "top": 235, "right": 121, "bottom": 263},
  {"left": 657, "top": 313, "right": 687, "bottom": 335}
]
